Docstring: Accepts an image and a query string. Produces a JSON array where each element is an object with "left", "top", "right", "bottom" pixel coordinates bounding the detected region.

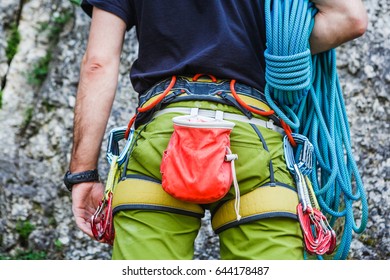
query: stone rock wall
[{"left": 0, "top": 0, "right": 388, "bottom": 260}]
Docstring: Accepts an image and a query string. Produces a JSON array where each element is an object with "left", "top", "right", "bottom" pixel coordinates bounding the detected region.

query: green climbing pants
[{"left": 112, "top": 100, "right": 304, "bottom": 260}]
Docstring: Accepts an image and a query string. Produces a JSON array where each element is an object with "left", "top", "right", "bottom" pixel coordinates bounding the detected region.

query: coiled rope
[{"left": 264, "top": 0, "right": 368, "bottom": 259}]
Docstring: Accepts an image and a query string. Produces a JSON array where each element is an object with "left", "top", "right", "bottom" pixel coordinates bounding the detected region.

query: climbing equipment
[
  {"left": 112, "top": 176, "right": 205, "bottom": 218},
  {"left": 264, "top": 0, "right": 368, "bottom": 259},
  {"left": 120, "top": 74, "right": 298, "bottom": 225},
  {"left": 126, "top": 75, "right": 282, "bottom": 132},
  {"left": 125, "top": 76, "right": 177, "bottom": 139},
  {"left": 230, "top": 79, "right": 296, "bottom": 145},
  {"left": 160, "top": 109, "right": 238, "bottom": 205},
  {"left": 211, "top": 183, "right": 298, "bottom": 234},
  {"left": 284, "top": 134, "right": 336, "bottom": 255},
  {"left": 91, "top": 126, "right": 134, "bottom": 244},
  {"left": 153, "top": 107, "right": 285, "bottom": 135}
]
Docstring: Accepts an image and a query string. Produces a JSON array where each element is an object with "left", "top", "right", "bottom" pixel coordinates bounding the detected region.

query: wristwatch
[{"left": 63, "top": 169, "right": 100, "bottom": 191}]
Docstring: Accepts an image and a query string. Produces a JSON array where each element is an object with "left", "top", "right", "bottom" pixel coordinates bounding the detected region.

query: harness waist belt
[
  {"left": 112, "top": 177, "right": 205, "bottom": 218},
  {"left": 212, "top": 185, "right": 298, "bottom": 234},
  {"left": 153, "top": 107, "right": 285, "bottom": 135},
  {"left": 140, "top": 76, "right": 270, "bottom": 111},
  {"left": 142, "top": 91, "right": 272, "bottom": 112}
]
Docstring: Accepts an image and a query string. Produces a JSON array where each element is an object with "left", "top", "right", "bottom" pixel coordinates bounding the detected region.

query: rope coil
[{"left": 265, "top": 0, "right": 368, "bottom": 260}]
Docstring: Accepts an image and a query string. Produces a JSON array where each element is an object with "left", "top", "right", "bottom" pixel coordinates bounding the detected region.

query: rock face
[{"left": 0, "top": 0, "right": 388, "bottom": 260}]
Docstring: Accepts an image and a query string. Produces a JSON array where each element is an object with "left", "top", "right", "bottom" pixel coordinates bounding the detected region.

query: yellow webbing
[
  {"left": 212, "top": 185, "right": 298, "bottom": 232},
  {"left": 112, "top": 178, "right": 205, "bottom": 217}
]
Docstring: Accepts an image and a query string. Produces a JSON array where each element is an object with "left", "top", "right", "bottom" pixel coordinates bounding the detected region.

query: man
[{"left": 65, "top": 0, "right": 367, "bottom": 259}]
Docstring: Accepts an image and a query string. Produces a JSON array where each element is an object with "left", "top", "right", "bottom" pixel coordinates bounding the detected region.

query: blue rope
[{"left": 264, "top": 0, "right": 368, "bottom": 260}]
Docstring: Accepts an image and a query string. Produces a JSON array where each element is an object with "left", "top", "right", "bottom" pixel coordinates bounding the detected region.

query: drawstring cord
[{"left": 226, "top": 147, "right": 241, "bottom": 221}]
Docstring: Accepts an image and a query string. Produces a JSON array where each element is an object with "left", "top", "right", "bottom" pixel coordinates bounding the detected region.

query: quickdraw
[
  {"left": 91, "top": 126, "right": 134, "bottom": 245},
  {"left": 91, "top": 157, "right": 117, "bottom": 245},
  {"left": 284, "top": 134, "right": 336, "bottom": 255}
]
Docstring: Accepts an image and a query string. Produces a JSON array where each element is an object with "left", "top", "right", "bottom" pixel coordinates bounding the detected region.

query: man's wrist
[{"left": 63, "top": 169, "right": 100, "bottom": 191}]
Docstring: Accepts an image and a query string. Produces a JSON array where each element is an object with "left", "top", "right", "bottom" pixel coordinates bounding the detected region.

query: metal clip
[
  {"left": 285, "top": 133, "right": 336, "bottom": 255},
  {"left": 106, "top": 126, "right": 134, "bottom": 166},
  {"left": 91, "top": 153, "right": 120, "bottom": 245}
]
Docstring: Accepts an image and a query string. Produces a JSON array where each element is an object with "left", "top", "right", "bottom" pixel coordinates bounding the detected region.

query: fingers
[
  {"left": 75, "top": 215, "right": 94, "bottom": 238},
  {"left": 71, "top": 182, "right": 105, "bottom": 240}
]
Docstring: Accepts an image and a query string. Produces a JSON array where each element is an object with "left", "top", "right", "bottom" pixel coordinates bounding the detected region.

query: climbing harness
[
  {"left": 120, "top": 74, "right": 297, "bottom": 224},
  {"left": 91, "top": 126, "right": 134, "bottom": 244},
  {"left": 264, "top": 0, "right": 368, "bottom": 259},
  {"left": 112, "top": 176, "right": 205, "bottom": 218},
  {"left": 125, "top": 75, "right": 283, "bottom": 134},
  {"left": 211, "top": 183, "right": 299, "bottom": 234}
]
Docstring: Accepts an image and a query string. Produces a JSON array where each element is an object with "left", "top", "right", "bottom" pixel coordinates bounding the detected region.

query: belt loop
[
  {"left": 266, "top": 120, "right": 275, "bottom": 130},
  {"left": 215, "top": 110, "right": 224, "bottom": 121},
  {"left": 190, "top": 108, "right": 199, "bottom": 116}
]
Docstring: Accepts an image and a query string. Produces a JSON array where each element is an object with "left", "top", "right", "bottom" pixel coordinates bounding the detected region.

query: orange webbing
[
  {"left": 229, "top": 79, "right": 274, "bottom": 116},
  {"left": 124, "top": 76, "right": 177, "bottom": 139},
  {"left": 192, "top": 74, "right": 217, "bottom": 82},
  {"left": 230, "top": 79, "right": 296, "bottom": 146}
]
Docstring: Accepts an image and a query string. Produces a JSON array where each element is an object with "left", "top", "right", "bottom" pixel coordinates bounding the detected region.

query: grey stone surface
[{"left": 0, "top": 0, "right": 388, "bottom": 260}]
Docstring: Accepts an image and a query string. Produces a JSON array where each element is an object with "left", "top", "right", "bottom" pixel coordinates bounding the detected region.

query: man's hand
[
  {"left": 71, "top": 182, "right": 105, "bottom": 238},
  {"left": 310, "top": 0, "right": 368, "bottom": 54}
]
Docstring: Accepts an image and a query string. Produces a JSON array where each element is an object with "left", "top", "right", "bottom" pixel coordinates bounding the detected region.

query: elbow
[
  {"left": 346, "top": 2, "right": 368, "bottom": 40},
  {"left": 349, "top": 11, "right": 368, "bottom": 39},
  {"left": 81, "top": 54, "right": 111, "bottom": 76},
  {"left": 78, "top": 53, "right": 120, "bottom": 89},
  {"left": 81, "top": 50, "right": 120, "bottom": 78}
]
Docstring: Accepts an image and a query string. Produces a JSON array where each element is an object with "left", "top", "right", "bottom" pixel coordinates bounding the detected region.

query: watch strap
[{"left": 64, "top": 169, "right": 100, "bottom": 191}]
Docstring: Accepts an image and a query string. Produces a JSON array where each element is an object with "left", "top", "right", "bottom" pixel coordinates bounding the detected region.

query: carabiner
[
  {"left": 91, "top": 192, "right": 114, "bottom": 245},
  {"left": 90, "top": 154, "right": 120, "bottom": 245},
  {"left": 106, "top": 126, "right": 134, "bottom": 166},
  {"left": 298, "top": 203, "right": 337, "bottom": 255}
]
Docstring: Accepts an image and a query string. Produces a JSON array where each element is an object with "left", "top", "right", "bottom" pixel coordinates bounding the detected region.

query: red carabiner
[
  {"left": 297, "top": 203, "right": 336, "bottom": 255},
  {"left": 91, "top": 192, "right": 115, "bottom": 245}
]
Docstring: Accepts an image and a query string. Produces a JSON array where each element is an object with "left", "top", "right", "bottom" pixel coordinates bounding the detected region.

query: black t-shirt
[{"left": 81, "top": 0, "right": 267, "bottom": 95}]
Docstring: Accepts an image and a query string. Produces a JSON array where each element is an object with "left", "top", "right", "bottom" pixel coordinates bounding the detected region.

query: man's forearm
[
  {"left": 70, "top": 55, "right": 120, "bottom": 172},
  {"left": 310, "top": 0, "right": 368, "bottom": 54},
  {"left": 69, "top": 7, "right": 126, "bottom": 173}
]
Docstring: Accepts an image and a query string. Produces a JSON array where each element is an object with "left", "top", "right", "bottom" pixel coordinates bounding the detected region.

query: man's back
[{"left": 82, "top": 0, "right": 267, "bottom": 94}]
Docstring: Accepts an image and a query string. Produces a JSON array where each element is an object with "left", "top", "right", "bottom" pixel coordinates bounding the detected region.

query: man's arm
[
  {"left": 310, "top": 0, "right": 368, "bottom": 54},
  {"left": 70, "top": 7, "right": 126, "bottom": 237}
]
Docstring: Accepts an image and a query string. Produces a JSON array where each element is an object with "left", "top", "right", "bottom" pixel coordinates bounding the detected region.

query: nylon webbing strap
[
  {"left": 153, "top": 107, "right": 285, "bottom": 134},
  {"left": 141, "top": 91, "right": 272, "bottom": 113},
  {"left": 112, "top": 178, "right": 205, "bottom": 218},
  {"left": 212, "top": 185, "right": 298, "bottom": 234}
]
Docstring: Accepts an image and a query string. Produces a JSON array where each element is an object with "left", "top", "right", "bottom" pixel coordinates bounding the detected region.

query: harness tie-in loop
[{"left": 192, "top": 74, "right": 217, "bottom": 82}]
